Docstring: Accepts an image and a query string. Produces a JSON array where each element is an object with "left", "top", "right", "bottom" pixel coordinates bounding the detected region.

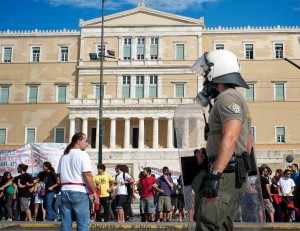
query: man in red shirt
[{"left": 139, "top": 167, "right": 156, "bottom": 222}]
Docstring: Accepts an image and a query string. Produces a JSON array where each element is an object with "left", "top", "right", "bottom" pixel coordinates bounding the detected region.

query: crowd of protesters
[
  {"left": 2, "top": 158, "right": 300, "bottom": 224},
  {"left": 0, "top": 162, "right": 186, "bottom": 223},
  {"left": 259, "top": 163, "right": 300, "bottom": 223}
]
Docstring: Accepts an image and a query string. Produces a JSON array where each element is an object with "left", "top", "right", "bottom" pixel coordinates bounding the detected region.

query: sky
[{"left": 0, "top": 0, "right": 300, "bottom": 31}]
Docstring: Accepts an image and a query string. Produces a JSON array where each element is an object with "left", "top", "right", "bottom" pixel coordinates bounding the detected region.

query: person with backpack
[
  {"left": 35, "top": 162, "right": 59, "bottom": 221},
  {"left": 114, "top": 164, "right": 134, "bottom": 222},
  {"left": 33, "top": 179, "right": 46, "bottom": 221}
]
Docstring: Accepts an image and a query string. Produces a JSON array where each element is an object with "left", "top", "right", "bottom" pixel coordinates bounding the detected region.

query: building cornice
[
  {"left": 204, "top": 25, "right": 300, "bottom": 34},
  {"left": 0, "top": 29, "right": 80, "bottom": 37}
]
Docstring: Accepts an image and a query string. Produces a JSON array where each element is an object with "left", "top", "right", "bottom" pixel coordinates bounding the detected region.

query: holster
[{"left": 236, "top": 153, "right": 249, "bottom": 184}]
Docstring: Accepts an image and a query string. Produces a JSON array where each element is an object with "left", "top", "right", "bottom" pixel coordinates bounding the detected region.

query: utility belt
[{"left": 209, "top": 152, "right": 250, "bottom": 183}]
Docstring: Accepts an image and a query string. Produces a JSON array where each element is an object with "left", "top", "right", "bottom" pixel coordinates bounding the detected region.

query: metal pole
[{"left": 98, "top": 0, "right": 104, "bottom": 165}]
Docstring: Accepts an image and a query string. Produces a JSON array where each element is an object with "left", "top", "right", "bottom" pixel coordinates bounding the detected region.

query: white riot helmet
[{"left": 191, "top": 49, "right": 249, "bottom": 107}]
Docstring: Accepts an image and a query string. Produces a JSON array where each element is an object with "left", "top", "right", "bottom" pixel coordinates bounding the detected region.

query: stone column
[
  {"left": 119, "top": 36, "right": 123, "bottom": 60},
  {"left": 131, "top": 75, "right": 136, "bottom": 98},
  {"left": 110, "top": 118, "right": 116, "bottom": 149},
  {"left": 138, "top": 117, "right": 144, "bottom": 149},
  {"left": 167, "top": 118, "right": 173, "bottom": 148},
  {"left": 144, "top": 74, "right": 150, "bottom": 98},
  {"left": 131, "top": 36, "right": 136, "bottom": 60},
  {"left": 153, "top": 117, "right": 159, "bottom": 149},
  {"left": 82, "top": 118, "right": 88, "bottom": 136},
  {"left": 124, "top": 118, "right": 130, "bottom": 149},
  {"left": 69, "top": 118, "right": 75, "bottom": 142},
  {"left": 158, "top": 36, "right": 163, "bottom": 59},
  {"left": 183, "top": 118, "right": 189, "bottom": 148}
]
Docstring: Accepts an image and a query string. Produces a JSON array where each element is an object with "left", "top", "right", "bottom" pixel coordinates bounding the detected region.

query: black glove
[{"left": 202, "top": 172, "right": 221, "bottom": 198}]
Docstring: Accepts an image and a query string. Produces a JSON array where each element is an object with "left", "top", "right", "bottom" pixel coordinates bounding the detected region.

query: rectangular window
[
  {"left": 245, "top": 44, "right": 254, "bottom": 59},
  {"left": 57, "top": 85, "right": 67, "bottom": 103},
  {"left": 0, "top": 86, "right": 9, "bottom": 104},
  {"left": 175, "top": 84, "right": 184, "bottom": 98},
  {"left": 95, "top": 85, "right": 100, "bottom": 100},
  {"left": 275, "top": 83, "right": 285, "bottom": 101},
  {"left": 123, "top": 38, "right": 131, "bottom": 60},
  {"left": 0, "top": 129, "right": 6, "bottom": 145},
  {"left": 176, "top": 44, "right": 184, "bottom": 60},
  {"left": 55, "top": 128, "right": 65, "bottom": 143},
  {"left": 149, "top": 75, "right": 158, "bottom": 98},
  {"left": 276, "top": 127, "right": 285, "bottom": 143},
  {"left": 150, "top": 37, "right": 158, "bottom": 60},
  {"left": 28, "top": 86, "right": 38, "bottom": 103},
  {"left": 245, "top": 84, "right": 254, "bottom": 101},
  {"left": 97, "top": 44, "right": 106, "bottom": 59},
  {"left": 136, "top": 75, "right": 144, "bottom": 98},
  {"left": 60, "top": 46, "right": 68, "bottom": 62},
  {"left": 31, "top": 47, "right": 40, "bottom": 62},
  {"left": 26, "top": 128, "right": 36, "bottom": 144},
  {"left": 122, "top": 76, "right": 131, "bottom": 98},
  {"left": 137, "top": 38, "right": 145, "bottom": 60},
  {"left": 3, "top": 47, "right": 12, "bottom": 63},
  {"left": 215, "top": 44, "right": 224, "bottom": 50},
  {"left": 275, "top": 43, "right": 284, "bottom": 59}
]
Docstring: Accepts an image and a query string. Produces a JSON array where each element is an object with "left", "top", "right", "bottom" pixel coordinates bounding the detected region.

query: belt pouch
[{"left": 237, "top": 158, "right": 247, "bottom": 184}]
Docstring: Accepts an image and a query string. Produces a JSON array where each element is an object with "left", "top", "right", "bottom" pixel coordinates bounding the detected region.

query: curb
[{"left": 2, "top": 221, "right": 300, "bottom": 230}]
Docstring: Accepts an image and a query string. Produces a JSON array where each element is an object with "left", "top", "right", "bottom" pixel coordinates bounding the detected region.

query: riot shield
[{"left": 174, "top": 104, "right": 264, "bottom": 231}]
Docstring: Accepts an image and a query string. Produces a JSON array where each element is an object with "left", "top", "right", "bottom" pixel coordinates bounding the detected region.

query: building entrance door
[{"left": 132, "top": 128, "right": 139, "bottom": 149}]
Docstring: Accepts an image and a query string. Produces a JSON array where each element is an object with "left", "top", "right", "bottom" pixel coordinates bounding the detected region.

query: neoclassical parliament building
[{"left": 1, "top": 2, "right": 300, "bottom": 176}]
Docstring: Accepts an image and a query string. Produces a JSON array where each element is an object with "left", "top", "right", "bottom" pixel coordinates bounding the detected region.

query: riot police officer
[{"left": 190, "top": 50, "right": 253, "bottom": 230}]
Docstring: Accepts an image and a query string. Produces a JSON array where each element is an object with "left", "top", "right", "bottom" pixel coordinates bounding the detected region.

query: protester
[
  {"left": 114, "top": 164, "right": 134, "bottom": 222},
  {"left": 33, "top": 179, "right": 46, "bottom": 221},
  {"left": 138, "top": 167, "right": 156, "bottom": 222},
  {"left": 93, "top": 164, "right": 114, "bottom": 222},
  {"left": 12, "top": 164, "right": 34, "bottom": 221},
  {"left": 0, "top": 172, "right": 14, "bottom": 221},
  {"left": 153, "top": 166, "right": 173, "bottom": 222},
  {"left": 57, "top": 132, "right": 99, "bottom": 231}
]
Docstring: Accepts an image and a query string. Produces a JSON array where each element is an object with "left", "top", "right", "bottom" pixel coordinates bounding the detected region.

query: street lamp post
[{"left": 98, "top": 0, "right": 105, "bottom": 165}]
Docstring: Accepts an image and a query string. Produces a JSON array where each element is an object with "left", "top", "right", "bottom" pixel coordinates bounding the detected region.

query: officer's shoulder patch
[{"left": 228, "top": 103, "right": 241, "bottom": 114}]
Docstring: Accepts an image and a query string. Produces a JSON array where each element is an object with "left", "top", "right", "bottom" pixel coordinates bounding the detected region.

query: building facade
[{"left": 1, "top": 2, "right": 300, "bottom": 177}]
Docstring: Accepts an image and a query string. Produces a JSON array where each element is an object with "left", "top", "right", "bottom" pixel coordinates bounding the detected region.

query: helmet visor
[{"left": 190, "top": 54, "right": 208, "bottom": 77}]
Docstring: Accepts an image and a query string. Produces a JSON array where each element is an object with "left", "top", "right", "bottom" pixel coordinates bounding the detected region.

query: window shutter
[
  {"left": 276, "top": 84, "right": 284, "bottom": 100},
  {"left": 0, "top": 129, "right": 6, "bottom": 144},
  {"left": 29, "top": 86, "right": 38, "bottom": 103},
  {"left": 123, "top": 45, "right": 131, "bottom": 59},
  {"left": 137, "top": 44, "right": 144, "bottom": 55},
  {"left": 27, "top": 129, "right": 35, "bottom": 143},
  {"left": 176, "top": 44, "right": 184, "bottom": 60},
  {"left": 136, "top": 86, "right": 144, "bottom": 98},
  {"left": 4, "top": 48, "right": 12, "bottom": 62},
  {"left": 122, "top": 86, "right": 130, "bottom": 98},
  {"left": 149, "top": 85, "right": 157, "bottom": 98},
  {"left": 55, "top": 128, "right": 65, "bottom": 143},
  {"left": 245, "top": 84, "right": 254, "bottom": 101},
  {"left": 0, "top": 87, "right": 9, "bottom": 103},
  {"left": 176, "top": 84, "right": 184, "bottom": 97},
  {"left": 58, "top": 86, "right": 66, "bottom": 103},
  {"left": 150, "top": 44, "right": 158, "bottom": 56}
]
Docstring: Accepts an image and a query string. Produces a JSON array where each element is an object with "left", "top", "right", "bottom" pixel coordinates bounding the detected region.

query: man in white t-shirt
[
  {"left": 114, "top": 164, "right": 134, "bottom": 222},
  {"left": 57, "top": 132, "right": 99, "bottom": 231},
  {"left": 278, "top": 169, "right": 295, "bottom": 222}
]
